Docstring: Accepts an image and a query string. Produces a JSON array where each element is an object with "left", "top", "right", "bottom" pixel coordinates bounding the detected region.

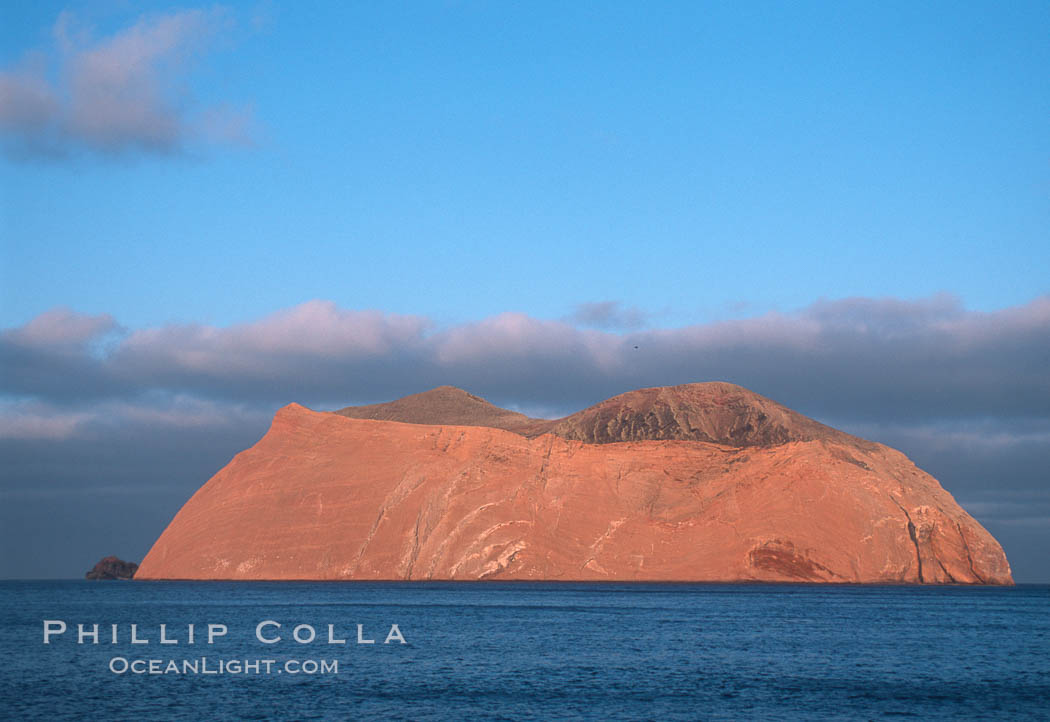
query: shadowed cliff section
[
  {"left": 334, "top": 385, "right": 548, "bottom": 436},
  {"left": 335, "top": 382, "right": 871, "bottom": 449}
]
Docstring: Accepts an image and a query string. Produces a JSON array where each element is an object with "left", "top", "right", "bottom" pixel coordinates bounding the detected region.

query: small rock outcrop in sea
[
  {"left": 135, "top": 383, "right": 1013, "bottom": 584},
  {"left": 86, "top": 556, "right": 138, "bottom": 580}
]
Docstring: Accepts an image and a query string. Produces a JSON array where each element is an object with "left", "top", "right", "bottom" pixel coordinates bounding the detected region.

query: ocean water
[{"left": 1, "top": 582, "right": 1047, "bottom": 720}]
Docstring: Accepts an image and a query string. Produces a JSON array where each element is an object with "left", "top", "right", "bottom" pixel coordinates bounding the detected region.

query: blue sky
[
  {"left": 2, "top": 1, "right": 1048, "bottom": 329},
  {"left": 1, "top": 2, "right": 1048, "bottom": 580}
]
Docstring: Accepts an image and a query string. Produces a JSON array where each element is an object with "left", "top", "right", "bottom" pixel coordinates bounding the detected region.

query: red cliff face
[{"left": 136, "top": 384, "right": 1012, "bottom": 584}]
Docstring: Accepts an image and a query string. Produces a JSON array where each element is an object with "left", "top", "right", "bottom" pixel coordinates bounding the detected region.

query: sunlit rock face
[{"left": 136, "top": 384, "right": 1012, "bottom": 584}]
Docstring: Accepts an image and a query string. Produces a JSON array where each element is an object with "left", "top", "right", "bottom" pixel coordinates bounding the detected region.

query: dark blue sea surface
[{"left": 1, "top": 581, "right": 1047, "bottom": 720}]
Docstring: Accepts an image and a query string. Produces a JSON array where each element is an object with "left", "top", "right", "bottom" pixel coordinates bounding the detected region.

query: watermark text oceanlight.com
[
  {"left": 108, "top": 657, "right": 339, "bottom": 675},
  {"left": 42, "top": 620, "right": 407, "bottom": 676}
]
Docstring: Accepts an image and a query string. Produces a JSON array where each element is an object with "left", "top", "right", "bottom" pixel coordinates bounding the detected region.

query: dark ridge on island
[
  {"left": 86, "top": 556, "right": 138, "bottom": 580},
  {"left": 136, "top": 382, "right": 1013, "bottom": 584},
  {"left": 334, "top": 382, "right": 872, "bottom": 449}
]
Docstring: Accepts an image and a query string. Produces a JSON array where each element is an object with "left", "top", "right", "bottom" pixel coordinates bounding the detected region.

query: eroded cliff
[{"left": 136, "top": 383, "right": 1012, "bottom": 584}]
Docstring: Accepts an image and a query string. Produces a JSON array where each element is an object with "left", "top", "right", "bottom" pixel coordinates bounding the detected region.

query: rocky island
[
  {"left": 136, "top": 383, "right": 1012, "bottom": 584},
  {"left": 86, "top": 556, "right": 138, "bottom": 580}
]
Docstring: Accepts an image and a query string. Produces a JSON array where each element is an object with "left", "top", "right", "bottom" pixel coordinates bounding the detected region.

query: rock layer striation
[{"left": 137, "top": 383, "right": 1012, "bottom": 583}]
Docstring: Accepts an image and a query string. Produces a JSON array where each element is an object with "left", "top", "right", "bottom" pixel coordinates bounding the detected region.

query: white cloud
[
  {"left": 0, "top": 395, "right": 267, "bottom": 441},
  {"left": 0, "top": 7, "right": 252, "bottom": 157},
  {"left": 6, "top": 308, "right": 119, "bottom": 350},
  {"left": 568, "top": 301, "right": 649, "bottom": 330},
  {"left": 1, "top": 295, "right": 1048, "bottom": 424}
]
